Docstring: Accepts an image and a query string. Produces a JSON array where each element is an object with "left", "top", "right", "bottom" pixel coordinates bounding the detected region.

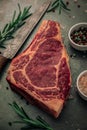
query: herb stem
[
  {"left": 0, "top": 4, "right": 32, "bottom": 48},
  {"left": 9, "top": 102, "right": 54, "bottom": 130},
  {"left": 47, "top": 0, "right": 70, "bottom": 14}
]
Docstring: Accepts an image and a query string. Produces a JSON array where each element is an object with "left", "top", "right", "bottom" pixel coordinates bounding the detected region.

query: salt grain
[
  {"left": 85, "top": 10, "right": 87, "bottom": 13},
  {"left": 72, "top": 16, "right": 75, "bottom": 19},
  {"left": 60, "top": 24, "right": 66, "bottom": 29},
  {"left": 83, "top": 55, "right": 86, "bottom": 58},
  {"left": 74, "top": 0, "right": 78, "bottom": 3}
]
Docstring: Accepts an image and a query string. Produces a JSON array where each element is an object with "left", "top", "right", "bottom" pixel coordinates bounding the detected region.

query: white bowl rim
[
  {"left": 68, "top": 22, "right": 87, "bottom": 47},
  {"left": 77, "top": 70, "right": 87, "bottom": 99}
]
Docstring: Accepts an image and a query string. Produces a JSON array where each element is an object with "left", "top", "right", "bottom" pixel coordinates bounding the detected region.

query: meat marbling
[{"left": 6, "top": 20, "right": 71, "bottom": 118}]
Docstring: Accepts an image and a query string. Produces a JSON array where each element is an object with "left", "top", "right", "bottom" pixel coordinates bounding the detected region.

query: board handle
[{"left": 0, "top": 55, "right": 8, "bottom": 72}]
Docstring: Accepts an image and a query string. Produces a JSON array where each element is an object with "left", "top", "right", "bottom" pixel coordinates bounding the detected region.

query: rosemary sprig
[
  {"left": 9, "top": 102, "right": 53, "bottom": 130},
  {"left": 47, "top": 0, "right": 70, "bottom": 14},
  {"left": 0, "top": 3, "right": 32, "bottom": 48}
]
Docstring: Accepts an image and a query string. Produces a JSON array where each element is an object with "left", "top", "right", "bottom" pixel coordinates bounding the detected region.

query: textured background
[{"left": 0, "top": 0, "right": 87, "bottom": 130}]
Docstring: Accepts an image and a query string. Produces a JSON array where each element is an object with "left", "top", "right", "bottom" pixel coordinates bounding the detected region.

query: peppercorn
[{"left": 71, "top": 27, "right": 87, "bottom": 45}]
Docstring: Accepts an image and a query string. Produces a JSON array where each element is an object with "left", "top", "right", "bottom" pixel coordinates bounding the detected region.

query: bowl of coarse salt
[{"left": 76, "top": 70, "right": 87, "bottom": 100}]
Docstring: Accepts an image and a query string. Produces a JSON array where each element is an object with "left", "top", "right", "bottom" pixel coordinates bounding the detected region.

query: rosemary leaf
[
  {"left": 21, "top": 107, "right": 31, "bottom": 119},
  {"left": 2, "top": 24, "right": 8, "bottom": 33},
  {"left": 18, "top": 3, "right": 21, "bottom": 13},
  {"left": 58, "top": 1, "right": 62, "bottom": 14},
  {"left": 51, "top": 0, "right": 58, "bottom": 7},
  {"left": 61, "top": 0, "right": 70, "bottom": 11},
  {"left": 9, "top": 102, "right": 53, "bottom": 130},
  {"left": 47, "top": 2, "right": 59, "bottom": 12},
  {"left": 9, "top": 103, "right": 27, "bottom": 119},
  {"left": 0, "top": 4, "right": 32, "bottom": 48},
  {"left": 36, "top": 116, "right": 50, "bottom": 126},
  {"left": 12, "top": 10, "right": 16, "bottom": 23}
]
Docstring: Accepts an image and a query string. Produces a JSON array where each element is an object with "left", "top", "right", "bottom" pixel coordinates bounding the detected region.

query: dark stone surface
[{"left": 0, "top": 0, "right": 87, "bottom": 130}]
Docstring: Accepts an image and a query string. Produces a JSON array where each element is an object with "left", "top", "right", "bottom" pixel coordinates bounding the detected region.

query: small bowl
[
  {"left": 68, "top": 22, "right": 87, "bottom": 51},
  {"left": 76, "top": 70, "right": 87, "bottom": 101}
]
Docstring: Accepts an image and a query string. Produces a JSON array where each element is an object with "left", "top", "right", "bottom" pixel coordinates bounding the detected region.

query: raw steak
[{"left": 6, "top": 20, "right": 71, "bottom": 118}]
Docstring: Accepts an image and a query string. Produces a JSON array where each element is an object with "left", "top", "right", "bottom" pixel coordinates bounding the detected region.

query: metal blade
[{"left": 3, "top": 0, "right": 51, "bottom": 59}]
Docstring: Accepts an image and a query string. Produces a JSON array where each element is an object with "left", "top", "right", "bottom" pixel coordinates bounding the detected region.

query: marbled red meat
[{"left": 6, "top": 20, "right": 71, "bottom": 118}]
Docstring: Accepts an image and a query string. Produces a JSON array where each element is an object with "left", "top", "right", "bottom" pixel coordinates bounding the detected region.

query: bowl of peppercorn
[{"left": 68, "top": 22, "right": 87, "bottom": 51}]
